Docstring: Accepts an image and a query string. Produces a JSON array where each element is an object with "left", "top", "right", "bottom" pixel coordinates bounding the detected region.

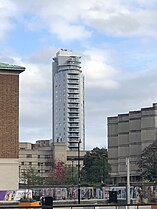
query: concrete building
[
  {"left": 108, "top": 103, "right": 157, "bottom": 184},
  {"left": 52, "top": 49, "right": 85, "bottom": 150},
  {"left": 0, "top": 63, "right": 25, "bottom": 190},
  {"left": 19, "top": 140, "right": 86, "bottom": 183}
]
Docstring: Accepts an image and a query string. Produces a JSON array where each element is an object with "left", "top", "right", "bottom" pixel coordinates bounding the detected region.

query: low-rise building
[
  {"left": 108, "top": 103, "right": 157, "bottom": 185},
  {"left": 19, "top": 140, "right": 86, "bottom": 183}
]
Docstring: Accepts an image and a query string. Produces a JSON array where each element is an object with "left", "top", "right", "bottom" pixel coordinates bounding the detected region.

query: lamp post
[
  {"left": 103, "top": 157, "right": 104, "bottom": 184},
  {"left": 69, "top": 140, "right": 81, "bottom": 204},
  {"left": 19, "top": 166, "right": 21, "bottom": 185},
  {"left": 40, "top": 162, "right": 44, "bottom": 185},
  {"left": 71, "top": 159, "right": 74, "bottom": 184},
  {"left": 77, "top": 140, "right": 81, "bottom": 204},
  {"left": 126, "top": 157, "right": 130, "bottom": 204},
  {"left": 152, "top": 146, "right": 157, "bottom": 182},
  {"left": 101, "top": 154, "right": 106, "bottom": 184}
]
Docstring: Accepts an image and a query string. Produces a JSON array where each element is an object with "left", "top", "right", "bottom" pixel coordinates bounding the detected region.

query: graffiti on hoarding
[
  {"left": 110, "top": 187, "right": 126, "bottom": 199},
  {"left": 103, "top": 187, "right": 110, "bottom": 199},
  {"left": 110, "top": 186, "right": 135, "bottom": 200},
  {"left": 0, "top": 191, "right": 15, "bottom": 201},
  {"left": 0, "top": 185, "right": 156, "bottom": 203},
  {"left": 14, "top": 189, "right": 32, "bottom": 201},
  {"left": 31, "top": 186, "right": 135, "bottom": 200},
  {"left": 80, "top": 187, "right": 93, "bottom": 199},
  {"left": 0, "top": 190, "right": 32, "bottom": 201}
]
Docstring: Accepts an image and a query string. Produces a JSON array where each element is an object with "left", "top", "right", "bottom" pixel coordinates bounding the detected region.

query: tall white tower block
[{"left": 52, "top": 49, "right": 85, "bottom": 150}]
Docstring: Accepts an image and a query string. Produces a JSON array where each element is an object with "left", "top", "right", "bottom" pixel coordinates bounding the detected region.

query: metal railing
[{"left": 0, "top": 203, "right": 156, "bottom": 209}]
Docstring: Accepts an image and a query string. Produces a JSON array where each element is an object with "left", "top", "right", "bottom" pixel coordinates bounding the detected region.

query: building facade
[
  {"left": 0, "top": 63, "right": 25, "bottom": 189},
  {"left": 19, "top": 140, "right": 86, "bottom": 183},
  {"left": 108, "top": 103, "right": 157, "bottom": 184},
  {"left": 52, "top": 49, "right": 85, "bottom": 150},
  {"left": 19, "top": 140, "right": 53, "bottom": 183}
]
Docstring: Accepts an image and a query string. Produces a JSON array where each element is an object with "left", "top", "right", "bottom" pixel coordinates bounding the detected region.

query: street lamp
[
  {"left": 19, "top": 166, "right": 21, "bottom": 185},
  {"left": 126, "top": 157, "right": 130, "bottom": 204},
  {"left": 152, "top": 146, "right": 157, "bottom": 182},
  {"left": 77, "top": 140, "right": 81, "bottom": 204},
  {"left": 71, "top": 159, "right": 74, "bottom": 184},
  {"left": 40, "top": 162, "right": 44, "bottom": 185},
  {"left": 69, "top": 139, "right": 81, "bottom": 204},
  {"left": 101, "top": 154, "right": 106, "bottom": 184}
]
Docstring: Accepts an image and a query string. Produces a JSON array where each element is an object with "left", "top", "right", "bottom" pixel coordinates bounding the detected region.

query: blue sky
[{"left": 1, "top": 0, "right": 157, "bottom": 149}]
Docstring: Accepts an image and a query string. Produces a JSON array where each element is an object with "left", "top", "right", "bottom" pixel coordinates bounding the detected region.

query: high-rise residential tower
[{"left": 52, "top": 49, "right": 85, "bottom": 150}]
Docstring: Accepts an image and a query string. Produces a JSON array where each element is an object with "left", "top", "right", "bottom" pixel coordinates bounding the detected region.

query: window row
[{"left": 26, "top": 154, "right": 51, "bottom": 159}]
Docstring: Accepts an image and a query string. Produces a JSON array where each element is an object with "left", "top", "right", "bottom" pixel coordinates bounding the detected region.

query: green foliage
[
  {"left": 81, "top": 147, "right": 111, "bottom": 185},
  {"left": 48, "top": 160, "right": 78, "bottom": 185},
  {"left": 137, "top": 140, "right": 157, "bottom": 182},
  {"left": 21, "top": 148, "right": 112, "bottom": 186},
  {"left": 21, "top": 166, "right": 42, "bottom": 185},
  {"left": 64, "top": 166, "right": 78, "bottom": 185},
  {"left": 20, "top": 197, "right": 36, "bottom": 202}
]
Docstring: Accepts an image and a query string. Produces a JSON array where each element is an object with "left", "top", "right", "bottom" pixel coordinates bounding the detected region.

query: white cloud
[
  {"left": 1, "top": 0, "right": 157, "bottom": 41},
  {"left": 49, "top": 19, "right": 91, "bottom": 42},
  {"left": 13, "top": 0, "right": 93, "bottom": 42},
  {"left": 82, "top": 1, "right": 157, "bottom": 37},
  {"left": 2, "top": 55, "right": 52, "bottom": 141},
  {"left": 1, "top": 45, "right": 157, "bottom": 149},
  {"left": 82, "top": 48, "right": 119, "bottom": 88},
  {"left": 32, "top": 1, "right": 157, "bottom": 38},
  {"left": 0, "top": 0, "right": 17, "bottom": 39},
  {"left": 1, "top": 0, "right": 157, "bottom": 148},
  {"left": 85, "top": 67, "right": 157, "bottom": 149}
]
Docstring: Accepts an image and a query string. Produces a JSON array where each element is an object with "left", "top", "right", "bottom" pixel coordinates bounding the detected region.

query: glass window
[
  {"left": 26, "top": 154, "right": 32, "bottom": 158},
  {"left": 45, "top": 155, "right": 50, "bottom": 159}
]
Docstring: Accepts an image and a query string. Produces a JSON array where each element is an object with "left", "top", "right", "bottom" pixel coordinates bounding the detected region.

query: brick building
[{"left": 0, "top": 63, "right": 25, "bottom": 189}]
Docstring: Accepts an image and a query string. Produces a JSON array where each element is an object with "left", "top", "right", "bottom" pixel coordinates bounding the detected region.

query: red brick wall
[{"left": 0, "top": 74, "right": 19, "bottom": 158}]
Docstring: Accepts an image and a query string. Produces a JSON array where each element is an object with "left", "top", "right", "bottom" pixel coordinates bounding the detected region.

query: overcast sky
[{"left": 1, "top": 0, "right": 157, "bottom": 150}]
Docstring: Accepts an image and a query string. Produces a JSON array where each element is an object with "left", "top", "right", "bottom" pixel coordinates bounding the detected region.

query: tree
[
  {"left": 54, "top": 160, "right": 66, "bottom": 183},
  {"left": 137, "top": 140, "right": 157, "bottom": 182},
  {"left": 47, "top": 160, "right": 78, "bottom": 185},
  {"left": 64, "top": 166, "right": 78, "bottom": 185},
  {"left": 21, "top": 166, "right": 42, "bottom": 185},
  {"left": 81, "top": 147, "right": 111, "bottom": 185}
]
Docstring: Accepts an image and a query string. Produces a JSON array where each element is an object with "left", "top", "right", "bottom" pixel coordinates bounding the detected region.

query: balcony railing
[
  {"left": 68, "top": 99, "right": 79, "bottom": 103},
  {"left": 68, "top": 104, "right": 79, "bottom": 108},
  {"left": 68, "top": 123, "right": 79, "bottom": 127},
  {"left": 68, "top": 80, "right": 79, "bottom": 84}
]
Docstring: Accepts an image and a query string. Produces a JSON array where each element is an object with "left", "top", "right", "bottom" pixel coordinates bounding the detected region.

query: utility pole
[{"left": 126, "top": 157, "right": 130, "bottom": 204}]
